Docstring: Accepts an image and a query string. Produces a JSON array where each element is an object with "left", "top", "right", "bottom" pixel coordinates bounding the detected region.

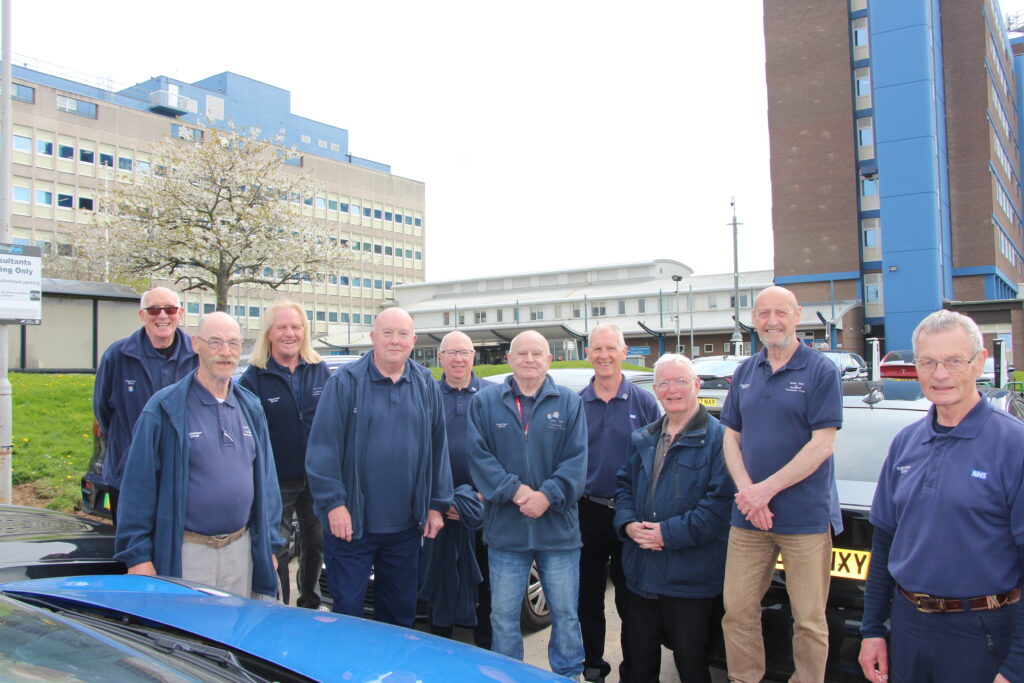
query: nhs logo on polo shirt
[{"left": 971, "top": 470, "right": 988, "bottom": 480}]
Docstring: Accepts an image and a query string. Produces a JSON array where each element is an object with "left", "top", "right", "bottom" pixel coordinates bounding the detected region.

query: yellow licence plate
[
  {"left": 775, "top": 547, "right": 871, "bottom": 581},
  {"left": 698, "top": 397, "right": 719, "bottom": 407}
]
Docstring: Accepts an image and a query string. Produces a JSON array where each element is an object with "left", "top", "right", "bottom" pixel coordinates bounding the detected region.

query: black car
[{"left": 753, "top": 380, "right": 1024, "bottom": 681}]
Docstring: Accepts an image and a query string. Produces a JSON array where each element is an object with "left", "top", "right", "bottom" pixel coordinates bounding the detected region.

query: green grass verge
[{"left": 11, "top": 373, "right": 95, "bottom": 512}]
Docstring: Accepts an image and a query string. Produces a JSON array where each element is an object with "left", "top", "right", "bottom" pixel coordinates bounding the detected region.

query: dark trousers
[
  {"left": 109, "top": 487, "right": 121, "bottom": 526},
  {"left": 626, "top": 590, "right": 714, "bottom": 683},
  {"left": 276, "top": 478, "right": 323, "bottom": 608},
  {"left": 891, "top": 589, "right": 1017, "bottom": 683},
  {"left": 428, "top": 530, "right": 493, "bottom": 649},
  {"left": 578, "top": 497, "right": 629, "bottom": 675},
  {"left": 323, "top": 526, "right": 421, "bottom": 628}
]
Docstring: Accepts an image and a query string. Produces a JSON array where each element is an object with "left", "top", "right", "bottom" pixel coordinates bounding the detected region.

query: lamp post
[
  {"left": 729, "top": 198, "right": 743, "bottom": 355},
  {"left": 672, "top": 274, "right": 682, "bottom": 353}
]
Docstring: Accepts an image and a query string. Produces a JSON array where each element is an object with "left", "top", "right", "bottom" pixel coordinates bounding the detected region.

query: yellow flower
[{"left": 21, "top": 438, "right": 28, "bottom": 442}]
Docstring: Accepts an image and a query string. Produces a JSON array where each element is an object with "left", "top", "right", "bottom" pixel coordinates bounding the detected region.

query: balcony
[{"left": 148, "top": 90, "right": 198, "bottom": 116}]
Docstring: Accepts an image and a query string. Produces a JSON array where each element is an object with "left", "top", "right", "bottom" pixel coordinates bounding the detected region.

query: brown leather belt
[
  {"left": 183, "top": 525, "right": 248, "bottom": 549},
  {"left": 899, "top": 586, "right": 1021, "bottom": 614},
  {"left": 582, "top": 495, "right": 614, "bottom": 508}
]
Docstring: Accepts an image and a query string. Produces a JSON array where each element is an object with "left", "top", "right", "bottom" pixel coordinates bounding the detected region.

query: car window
[{"left": 833, "top": 407, "right": 923, "bottom": 483}]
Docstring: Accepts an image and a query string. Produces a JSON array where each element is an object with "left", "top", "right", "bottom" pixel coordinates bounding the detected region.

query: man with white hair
[
  {"left": 614, "top": 353, "right": 733, "bottom": 682},
  {"left": 94, "top": 287, "right": 197, "bottom": 524},
  {"left": 859, "top": 310, "right": 1024, "bottom": 683},
  {"left": 578, "top": 324, "right": 659, "bottom": 682}
]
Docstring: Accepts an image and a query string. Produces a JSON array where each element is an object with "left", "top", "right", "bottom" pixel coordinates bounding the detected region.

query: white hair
[
  {"left": 588, "top": 324, "right": 625, "bottom": 348},
  {"left": 652, "top": 353, "right": 695, "bottom": 381},
  {"left": 912, "top": 310, "right": 983, "bottom": 355}
]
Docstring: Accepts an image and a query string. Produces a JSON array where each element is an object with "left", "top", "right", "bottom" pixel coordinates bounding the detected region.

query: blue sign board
[{"left": 627, "top": 346, "right": 650, "bottom": 356}]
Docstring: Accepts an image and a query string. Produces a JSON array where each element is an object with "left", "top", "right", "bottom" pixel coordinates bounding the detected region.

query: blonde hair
[{"left": 250, "top": 300, "right": 322, "bottom": 369}]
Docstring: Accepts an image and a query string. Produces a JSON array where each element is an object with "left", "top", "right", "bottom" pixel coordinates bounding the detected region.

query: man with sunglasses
[
  {"left": 115, "top": 312, "right": 283, "bottom": 600},
  {"left": 859, "top": 310, "right": 1024, "bottom": 683},
  {"left": 94, "top": 287, "right": 197, "bottom": 524}
]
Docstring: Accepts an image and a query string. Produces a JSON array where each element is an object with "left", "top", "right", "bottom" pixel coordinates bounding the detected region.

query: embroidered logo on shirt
[
  {"left": 785, "top": 381, "right": 806, "bottom": 393},
  {"left": 188, "top": 431, "right": 202, "bottom": 439},
  {"left": 125, "top": 379, "right": 136, "bottom": 393},
  {"left": 496, "top": 422, "right": 509, "bottom": 429},
  {"left": 897, "top": 465, "right": 911, "bottom": 474},
  {"left": 241, "top": 425, "right": 252, "bottom": 438},
  {"left": 971, "top": 470, "right": 988, "bottom": 480},
  {"left": 267, "top": 396, "right": 281, "bottom": 404},
  {"left": 740, "top": 383, "right": 751, "bottom": 389},
  {"left": 312, "top": 386, "right": 323, "bottom": 397}
]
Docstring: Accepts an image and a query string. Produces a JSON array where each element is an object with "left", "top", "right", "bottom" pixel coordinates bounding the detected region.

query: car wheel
[{"left": 520, "top": 561, "right": 551, "bottom": 631}]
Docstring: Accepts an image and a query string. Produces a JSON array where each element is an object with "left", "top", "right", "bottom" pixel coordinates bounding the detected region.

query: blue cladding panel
[
  {"left": 871, "top": 80, "right": 939, "bottom": 142},
  {"left": 869, "top": 1, "right": 929, "bottom": 34},
  {"left": 870, "top": 25, "right": 935, "bottom": 88},
  {"left": 876, "top": 139, "right": 940, "bottom": 197}
]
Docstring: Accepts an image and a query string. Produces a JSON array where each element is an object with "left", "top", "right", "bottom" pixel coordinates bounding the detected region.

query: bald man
[
  {"left": 114, "top": 312, "right": 284, "bottom": 599},
  {"left": 468, "top": 330, "right": 587, "bottom": 679},
  {"left": 719, "top": 286, "right": 843, "bottom": 683},
  {"left": 306, "top": 307, "right": 453, "bottom": 628},
  {"left": 94, "top": 287, "right": 197, "bottom": 524}
]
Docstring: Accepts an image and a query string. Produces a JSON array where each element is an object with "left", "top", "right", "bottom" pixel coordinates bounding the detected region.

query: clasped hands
[{"left": 513, "top": 484, "right": 551, "bottom": 518}]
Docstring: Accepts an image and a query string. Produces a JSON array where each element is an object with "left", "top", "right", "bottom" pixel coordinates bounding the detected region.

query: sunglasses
[{"left": 144, "top": 305, "right": 181, "bottom": 316}]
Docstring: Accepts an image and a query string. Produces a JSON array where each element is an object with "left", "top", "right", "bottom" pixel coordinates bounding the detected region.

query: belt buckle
[{"left": 912, "top": 592, "right": 940, "bottom": 613}]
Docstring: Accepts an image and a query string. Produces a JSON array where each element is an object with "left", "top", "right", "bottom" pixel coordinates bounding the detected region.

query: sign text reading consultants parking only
[{"left": 0, "top": 244, "right": 42, "bottom": 325}]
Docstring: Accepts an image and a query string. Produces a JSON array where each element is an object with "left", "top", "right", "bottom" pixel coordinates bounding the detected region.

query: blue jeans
[{"left": 489, "top": 547, "right": 584, "bottom": 677}]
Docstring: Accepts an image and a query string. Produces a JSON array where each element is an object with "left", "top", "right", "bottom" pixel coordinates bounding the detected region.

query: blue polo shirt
[
  {"left": 266, "top": 356, "right": 306, "bottom": 410},
  {"left": 439, "top": 373, "right": 494, "bottom": 489},
  {"left": 362, "top": 361, "right": 418, "bottom": 533},
  {"left": 579, "top": 376, "right": 660, "bottom": 499},
  {"left": 871, "top": 396, "right": 1024, "bottom": 597},
  {"left": 720, "top": 343, "right": 843, "bottom": 534},
  {"left": 184, "top": 379, "right": 256, "bottom": 536}
]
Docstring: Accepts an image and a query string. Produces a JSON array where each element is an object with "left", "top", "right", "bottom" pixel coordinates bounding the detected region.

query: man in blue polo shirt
[
  {"left": 306, "top": 307, "right": 453, "bottom": 628},
  {"left": 578, "top": 324, "right": 659, "bottom": 683},
  {"left": 719, "top": 285, "right": 843, "bottom": 683},
  {"left": 859, "top": 310, "right": 1024, "bottom": 683}
]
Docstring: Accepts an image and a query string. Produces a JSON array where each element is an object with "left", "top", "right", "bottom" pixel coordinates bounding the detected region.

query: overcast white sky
[{"left": 12, "top": 1, "right": 1024, "bottom": 282}]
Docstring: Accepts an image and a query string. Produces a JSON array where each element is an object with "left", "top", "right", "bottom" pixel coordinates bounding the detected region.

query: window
[
  {"left": 497, "top": 309, "right": 504, "bottom": 322},
  {"left": 363, "top": 242, "right": 371, "bottom": 251},
  {"left": 703, "top": 343, "right": 715, "bottom": 353},
  {"left": 35, "top": 189, "right": 53, "bottom": 206},
  {"left": 396, "top": 213, "right": 404, "bottom": 224},
  {"left": 315, "top": 197, "right": 326, "bottom": 210},
  {"left": 415, "top": 251, "right": 422, "bottom": 260},
  {"left": 329, "top": 200, "right": 339, "bottom": 211},
  {"left": 79, "top": 148, "right": 94, "bottom": 163},
  {"left": 316, "top": 311, "right": 326, "bottom": 321},
  {"left": 301, "top": 135, "right": 311, "bottom": 144},
  {"left": 171, "top": 124, "right": 203, "bottom": 142},
  {"left": 363, "top": 278, "right": 371, "bottom": 288},
  {"left": 591, "top": 302, "right": 606, "bottom": 317},
  {"left": 385, "top": 281, "right": 393, "bottom": 289},
  {"left": 374, "top": 279, "right": 383, "bottom": 289},
  {"left": 855, "top": 74, "right": 870, "bottom": 96},
  {"left": 363, "top": 207, "right": 372, "bottom": 218},
  {"left": 329, "top": 312, "right": 338, "bottom": 323},
  {"left": 730, "top": 294, "right": 749, "bottom": 308},
  {"left": 638, "top": 298, "right": 646, "bottom": 313},
  {"left": 137, "top": 160, "right": 151, "bottom": 175},
  {"left": 405, "top": 249, "right": 413, "bottom": 258},
  {"left": 203, "top": 303, "right": 216, "bottom": 314},
  {"left": 77, "top": 197, "right": 94, "bottom": 210},
  {"left": 118, "top": 157, "right": 133, "bottom": 171},
  {"left": 341, "top": 313, "right": 350, "bottom": 323},
  {"left": 57, "top": 193, "right": 73, "bottom": 208},
  {"left": 384, "top": 211, "right": 393, "bottom": 221},
  {"left": 373, "top": 209, "right": 382, "bottom": 219},
  {"left": 443, "top": 312, "right": 451, "bottom": 326},
  {"left": 618, "top": 300, "right": 626, "bottom": 314},
  {"left": 415, "top": 218, "right": 422, "bottom": 227},
  {"left": 249, "top": 306, "right": 260, "bottom": 318},
  {"left": 861, "top": 177, "right": 878, "bottom": 197},
  {"left": 58, "top": 144, "right": 74, "bottom": 159},
  {"left": 36, "top": 140, "right": 53, "bottom": 156},
  {"left": 406, "top": 215, "right": 413, "bottom": 225},
  {"left": 234, "top": 305, "right": 245, "bottom": 317},
  {"left": 475, "top": 310, "right": 487, "bottom": 324},
  {"left": 305, "top": 309, "right": 313, "bottom": 321},
  {"left": 57, "top": 243, "right": 72, "bottom": 256},
  {"left": 385, "top": 246, "right": 393, "bottom": 255},
  {"left": 99, "top": 153, "right": 114, "bottom": 167},
  {"left": 863, "top": 228, "right": 877, "bottom": 248},
  {"left": 13, "top": 135, "right": 30, "bottom": 153},
  {"left": 339, "top": 276, "right": 349, "bottom": 286},
  {"left": 530, "top": 306, "right": 544, "bottom": 321},
  {"left": 363, "top": 314, "right": 373, "bottom": 325},
  {"left": 12, "top": 185, "right": 29, "bottom": 203},
  {"left": 374, "top": 244, "right": 383, "bottom": 254},
  {"left": 857, "top": 122, "right": 873, "bottom": 147},
  {"left": 186, "top": 302, "right": 200, "bottom": 314},
  {"left": 865, "top": 284, "right": 880, "bottom": 303},
  {"left": 57, "top": 95, "right": 97, "bottom": 118},
  {"left": 10, "top": 83, "right": 34, "bottom": 103}
]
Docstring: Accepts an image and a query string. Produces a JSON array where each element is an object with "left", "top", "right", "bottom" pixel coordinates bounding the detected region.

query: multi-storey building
[
  {"left": 765, "top": 0, "right": 1024, "bottom": 366},
  {"left": 7, "top": 62, "right": 425, "bottom": 339}
]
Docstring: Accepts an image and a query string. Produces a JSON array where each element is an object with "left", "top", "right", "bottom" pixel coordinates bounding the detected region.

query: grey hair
[
  {"left": 588, "top": 324, "right": 625, "bottom": 348},
  {"left": 652, "top": 353, "right": 696, "bottom": 381},
  {"left": 140, "top": 287, "right": 182, "bottom": 309},
  {"left": 912, "top": 310, "right": 983, "bottom": 355}
]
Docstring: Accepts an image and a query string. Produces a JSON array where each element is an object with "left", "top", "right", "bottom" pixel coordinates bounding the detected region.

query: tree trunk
[{"left": 215, "top": 276, "right": 230, "bottom": 313}]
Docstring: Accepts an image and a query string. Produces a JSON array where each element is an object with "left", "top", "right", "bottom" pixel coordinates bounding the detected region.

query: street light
[
  {"left": 729, "top": 198, "right": 743, "bottom": 355},
  {"left": 672, "top": 274, "right": 682, "bottom": 353}
]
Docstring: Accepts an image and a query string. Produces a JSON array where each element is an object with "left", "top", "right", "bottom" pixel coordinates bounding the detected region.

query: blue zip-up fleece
[
  {"left": 113, "top": 374, "right": 284, "bottom": 597},
  {"left": 239, "top": 360, "right": 330, "bottom": 481},
  {"left": 305, "top": 351, "right": 453, "bottom": 539},
  {"left": 613, "top": 407, "right": 734, "bottom": 599},
  {"left": 94, "top": 327, "right": 197, "bottom": 489},
  {"left": 467, "top": 374, "right": 587, "bottom": 552}
]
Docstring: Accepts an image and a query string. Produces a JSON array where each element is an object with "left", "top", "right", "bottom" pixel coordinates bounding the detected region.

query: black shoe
[{"left": 583, "top": 662, "right": 611, "bottom": 682}]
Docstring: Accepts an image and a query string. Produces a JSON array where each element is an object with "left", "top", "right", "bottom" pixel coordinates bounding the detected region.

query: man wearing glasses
[
  {"left": 420, "top": 331, "right": 494, "bottom": 644},
  {"left": 859, "top": 310, "right": 1024, "bottom": 683},
  {"left": 115, "top": 312, "right": 284, "bottom": 600},
  {"left": 94, "top": 287, "right": 197, "bottom": 524}
]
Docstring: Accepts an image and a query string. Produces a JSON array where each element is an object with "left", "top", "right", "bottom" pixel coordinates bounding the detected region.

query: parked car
[
  {"left": 740, "top": 379, "right": 1024, "bottom": 681},
  {"left": 691, "top": 354, "right": 750, "bottom": 413},
  {"left": 485, "top": 366, "right": 656, "bottom": 398},
  {"left": 879, "top": 349, "right": 916, "bottom": 380},
  {"left": 819, "top": 350, "right": 868, "bottom": 381},
  {"left": 0, "top": 574, "right": 566, "bottom": 682},
  {"left": 977, "top": 356, "right": 1016, "bottom": 386}
]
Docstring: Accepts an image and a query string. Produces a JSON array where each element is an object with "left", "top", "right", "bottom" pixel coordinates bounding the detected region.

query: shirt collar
[
  {"left": 190, "top": 373, "right": 238, "bottom": 407},
  {"left": 922, "top": 392, "right": 992, "bottom": 441},
  {"left": 440, "top": 373, "right": 479, "bottom": 394},
  {"left": 368, "top": 358, "right": 410, "bottom": 383},
  {"left": 754, "top": 341, "right": 810, "bottom": 372},
  {"left": 580, "top": 375, "right": 631, "bottom": 402}
]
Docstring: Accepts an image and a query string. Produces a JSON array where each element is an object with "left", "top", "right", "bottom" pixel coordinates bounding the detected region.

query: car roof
[{"left": 486, "top": 367, "right": 653, "bottom": 393}]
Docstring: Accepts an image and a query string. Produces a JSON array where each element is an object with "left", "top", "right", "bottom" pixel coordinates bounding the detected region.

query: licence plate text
[{"left": 775, "top": 547, "right": 871, "bottom": 581}]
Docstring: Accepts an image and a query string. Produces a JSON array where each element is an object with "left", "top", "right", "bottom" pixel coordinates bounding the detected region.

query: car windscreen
[{"left": 833, "top": 407, "right": 924, "bottom": 483}]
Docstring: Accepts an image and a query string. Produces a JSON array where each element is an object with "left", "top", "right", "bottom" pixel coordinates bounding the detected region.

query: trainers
[{"left": 583, "top": 666, "right": 606, "bottom": 683}]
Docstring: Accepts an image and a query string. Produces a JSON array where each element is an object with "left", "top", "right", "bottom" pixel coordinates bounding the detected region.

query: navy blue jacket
[
  {"left": 94, "top": 327, "right": 197, "bottom": 489},
  {"left": 239, "top": 360, "right": 330, "bottom": 481},
  {"left": 113, "top": 374, "right": 284, "bottom": 597},
  {"left": 467, "top": 374, "right": 587, "bottom": 552},
  {"left": 613, "top": 408, "right": 734, "bottom": 599},
  {"left": 305, "top": 351, "right": 453, "bottom": 540}
]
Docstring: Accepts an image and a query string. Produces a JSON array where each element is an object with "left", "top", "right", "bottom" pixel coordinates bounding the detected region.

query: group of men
[{"left": 95, "top": 284, "right": 1022, "bottom": 683}]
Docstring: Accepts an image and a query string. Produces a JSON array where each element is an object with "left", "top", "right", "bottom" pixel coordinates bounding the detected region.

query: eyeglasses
[
  {"left": 143, "top": 305, "right": 180, "bottom": 316},
  {"left": 913, "top": 351, "right": 980, "bottom": 374},
  {"left": 439, "top": 349, "right": 473, "bottom": 358},
  {"left": 656, "top": 377, "right": 695, "bottom": 390},
  {"left": 196, "top": 336, "right": 243, "bottom": 351}
]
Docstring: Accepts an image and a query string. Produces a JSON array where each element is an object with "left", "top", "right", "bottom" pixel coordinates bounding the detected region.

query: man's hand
[
  {"left": 735, "top": 481, "right": 776, "bottom": 516},
  {"left": 995, "top": 675, "right": 1010, "bottom": 683},
  {"left": 327, "top": 505, "right": 353, "bottom": 541},
  {"left": 445, "top": 504, "right": 461, "bottom": 521},
  {"left": 271, "top": 554, "right": 278, "bottom": 571},
  {"left": 127, "top": 561, "right": 157, "bottom": 576},
  {"left": 858, "top": 637, "right": 888, "bottom": 682},
  {"left": 747, "top": 507, "right": 774, "bottom": 531},
  {"left": 423, "top": 509, "right": 444, "bottom": 538},
  {"left": 626, "top": 521, "right": 664, "bottom": 551},
  {"left": 513, "top": 484, "right": 534, "bottom": 505},
  {"left": 518, "top": 490, "right": 551, "bottom": 518}
]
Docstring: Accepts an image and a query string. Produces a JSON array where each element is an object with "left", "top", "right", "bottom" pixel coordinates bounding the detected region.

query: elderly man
[
  {"left": 578, "top": 324, "right": 659, "bottom": 683},
  {"left": 114, "top": 312, "right": 283, "bottom": 599},
  {"left": 306, "top": 307, "right": 452, "bottom": 628},
  {"left": 719, "top": 285, "right": 843, "bottom": 683},
  {"left": 468, "top": 330, "right": 587, "bottom": 679},
  {"left": 614, "top": 353, "right": 733, "bottom": 683},
  {"left": 240, "top": 300, "right": 330, "bottom": 609},
  {"left": 858, "top": 310, "right": 1024, "bottom": 683},
  {"left": 94, "top": 287, "right": 197, "bottom": 524},
  {"left": 420, "top": 330, "right": 494, "bottom": 645}
]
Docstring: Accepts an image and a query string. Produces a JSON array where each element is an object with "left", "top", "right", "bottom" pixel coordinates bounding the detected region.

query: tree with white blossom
[{"left": 79, "top": 123, "right": 352, "bottom": 310}]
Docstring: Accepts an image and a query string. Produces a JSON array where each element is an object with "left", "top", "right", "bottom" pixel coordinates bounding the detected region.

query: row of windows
[
  {"left": 300, "top": 195, "right": 422, "bottom": 227},
  {"left": 5, "top": 83, "right": 35, "bottom": 103},
  {"left": 987, "top": 30, "right": 1012, "bottom": 103},
  {"left": 184, "top": 301, "right": 374, "bottom": 325},
  {"left": 994, "top": 171, "right": 1017, "bottom": 231},
  {"left": 997, "top": 223, "right": 1018, "bottom": 269},
  {"left": 990, "top": 84, "right": 1012, "bottom": 142},
  {"left": 992, "top": 128, "right": 1016, "bottom": 185},
  {"left": 12, "top": 180, "right": 94, "bottom": 210}
]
